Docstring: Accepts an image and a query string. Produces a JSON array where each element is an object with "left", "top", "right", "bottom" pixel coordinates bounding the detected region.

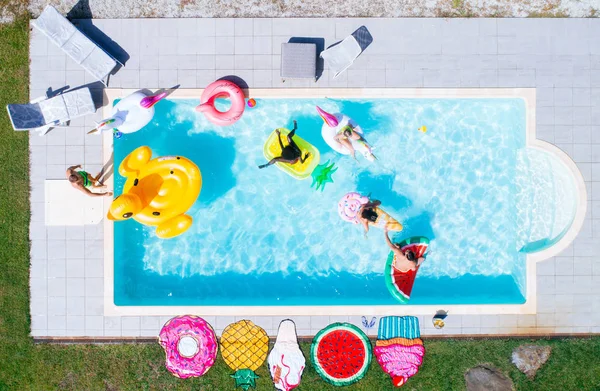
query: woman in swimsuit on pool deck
[
  {"left": 384, "top": 227, "right": 425, "bottom": 272},
  {"left": 258, "top": 120, "right": 310, "bottom": 169},
  {"left": 66, "top": 165, "right": 112, "bottom": 197}
]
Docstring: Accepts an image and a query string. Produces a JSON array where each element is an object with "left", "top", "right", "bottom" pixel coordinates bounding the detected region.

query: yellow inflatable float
[
  {"left": 107, "top": 146, "right": 201, "bottom": 239},
  {"left": 263, "top": 128, "right": 320, "bottom": 180}
]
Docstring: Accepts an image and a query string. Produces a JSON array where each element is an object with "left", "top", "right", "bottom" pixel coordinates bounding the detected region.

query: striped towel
[{"left": 377, "top": 316, "right": 420, "bottom": 340}]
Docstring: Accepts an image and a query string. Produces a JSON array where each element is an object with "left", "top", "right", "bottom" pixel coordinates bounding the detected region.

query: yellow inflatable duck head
[
  {"left": 108, "top": 146, "right": 202, "bottom": 239},
  {"left": 107, "top": 193, "right": 143, "bottom": 220}
]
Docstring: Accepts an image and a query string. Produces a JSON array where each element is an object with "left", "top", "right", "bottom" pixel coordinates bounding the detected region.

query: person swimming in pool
[
  {"left": 384, "top": 228, "right": 425, "bottom": 272},
  {"left": 333, "top": 124, "right": 375, "bottom": 161},
  {"left": 357, "top": 198, "right": 382, "bottom": 236},
  {"left": 258, "top": 120, "right": 310, "bottom": 169}
]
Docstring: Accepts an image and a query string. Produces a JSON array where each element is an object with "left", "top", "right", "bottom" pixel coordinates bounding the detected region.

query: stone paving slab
[
  {"left": 28, "top": 17, "right": 600, "bottom": 338},
  {"left": 19, "top": 0, "right": 600, "bottom": 23}
]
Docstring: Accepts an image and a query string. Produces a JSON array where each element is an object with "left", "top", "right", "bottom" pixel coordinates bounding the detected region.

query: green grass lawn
[
  {"left": 1, "top": 16, "right": 600, "bottom": 391},
  {"left": 4, "top": 335, "right": 600, "bottom": 390}
]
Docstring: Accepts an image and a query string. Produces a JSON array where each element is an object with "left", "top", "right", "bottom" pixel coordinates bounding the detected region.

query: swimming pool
[{"left": 104, "top": 88, "right": 585, "bottom": 315}]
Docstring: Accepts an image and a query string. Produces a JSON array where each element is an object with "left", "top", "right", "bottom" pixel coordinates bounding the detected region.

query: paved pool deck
[{"left": 29, "top": 17, "right": 600, "bottom": 339}]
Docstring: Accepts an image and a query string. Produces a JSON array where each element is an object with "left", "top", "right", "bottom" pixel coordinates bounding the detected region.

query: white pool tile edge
[{"left": 101, "top": 87, "right": 584, "bottom": 317}]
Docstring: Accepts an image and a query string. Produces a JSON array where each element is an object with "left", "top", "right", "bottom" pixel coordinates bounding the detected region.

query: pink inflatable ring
[
  {"left": 196, "top": 80, "right": 245, "bottom": 126},
  {"left": 158, "top": 315, "right": 218, "bottom": 379},
  {"left": 338, "top": 192, "right": 369, "bottom": 224}
]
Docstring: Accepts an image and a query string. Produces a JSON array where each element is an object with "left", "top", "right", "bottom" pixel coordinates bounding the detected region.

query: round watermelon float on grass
[{"left": 310, "top": 322, "right": 372, "bottom": 387}]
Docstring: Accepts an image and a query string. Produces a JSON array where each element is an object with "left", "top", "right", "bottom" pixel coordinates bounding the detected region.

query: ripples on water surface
[{"left": 113, "top": 97, "right": 541, "bottom": 305}]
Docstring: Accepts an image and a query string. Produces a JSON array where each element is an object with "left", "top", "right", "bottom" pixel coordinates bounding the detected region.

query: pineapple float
[{"left": 221, "top": 320, "right": 269, "bottom": 390}]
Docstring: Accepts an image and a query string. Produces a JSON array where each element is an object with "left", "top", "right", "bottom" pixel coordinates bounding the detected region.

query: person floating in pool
[
  {"left": 258, "top": 120, "right": 310, "bottom": 169},
  {"left": 333, "top": 124, "right": 375, "bottom": 161},
  {"left": 357, "top": 198, "right": 382, "bottom": 237},
  {"left": 66, "top": 164, "right": 113, "bottom": 197},
  {"left": 384, "top": 228, "right": 425, "bottom": 272}
]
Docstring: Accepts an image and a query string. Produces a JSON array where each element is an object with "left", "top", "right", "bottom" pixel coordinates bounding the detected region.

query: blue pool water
[{"left": 113, "top": 97, "right": 533, "bottom": 306}]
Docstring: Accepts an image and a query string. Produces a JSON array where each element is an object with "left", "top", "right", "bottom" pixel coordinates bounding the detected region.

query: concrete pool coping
[{"left": 101, "top": 87, "right": 587, "bottom": 317}]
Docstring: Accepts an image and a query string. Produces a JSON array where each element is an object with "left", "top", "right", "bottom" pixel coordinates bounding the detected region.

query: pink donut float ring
[
  {"left": 338, "top": 192, "right": 369, "bottom": 224},
  {"left": 196, "top": 80, "right": 245, "bottom": 126},
  {"left": 158, "top": 315, "right": 218, "bottom": 379}
]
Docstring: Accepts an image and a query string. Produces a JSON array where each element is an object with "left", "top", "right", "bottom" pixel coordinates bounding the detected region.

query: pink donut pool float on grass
[
  {"left": 158, "top": 315, "right": 218, "bottom": 379},
  {"left": 338, "top": 192, "right": 369, "bottom": 224},
  {"left": 196, "top": 80, "right": 245, "bottom": 126}
]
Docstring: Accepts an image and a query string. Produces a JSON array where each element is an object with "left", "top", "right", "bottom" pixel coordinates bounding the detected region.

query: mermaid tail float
[
  {"left": 375, "top": 316, "right": 425, "bottom": 387},
  {"left": 316, "top": 106, "right": 375, "bottom": 161},
  {"left": 89, "top": 89, "right": 168, "bottom": 135}
]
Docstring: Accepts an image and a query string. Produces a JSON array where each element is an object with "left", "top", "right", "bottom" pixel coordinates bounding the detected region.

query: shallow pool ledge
[{"left": 523, "top": 142, "right": 588, "bottom": 263}]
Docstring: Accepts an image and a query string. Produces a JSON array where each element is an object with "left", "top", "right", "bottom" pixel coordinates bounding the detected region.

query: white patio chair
[
  {"left": 31, "top": 5, "right": 120, "bottom": 85},
  {"left": 6, "top": 88, "right": 96, "bottom": 135},
  {"left": 320, "top": 26, "right": 373, "bottom": 79}
]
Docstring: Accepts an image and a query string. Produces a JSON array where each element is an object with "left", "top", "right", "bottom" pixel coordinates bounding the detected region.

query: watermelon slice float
[
  {"left": 310, "top": 323, "right": 372, "bottom": 387},
  {"left": 384, "top": 236, "right": 430, "bottom": 303}
]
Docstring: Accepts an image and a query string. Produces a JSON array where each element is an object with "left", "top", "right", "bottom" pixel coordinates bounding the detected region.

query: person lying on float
[
  {"left": 258, "top": 120, "right": 310, "bottom": 169},
  {"left": 384, "top": 227, "right": 425, "bottom": 272},
  {"left": 333, "top": 125, "right": 373, "bottom": 161}
]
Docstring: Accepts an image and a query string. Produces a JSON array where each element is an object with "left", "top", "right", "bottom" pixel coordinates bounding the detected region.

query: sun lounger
[
  {"left": 6, "top": 88, "right": 96, "bottom": 135},
  {"left": 321, "top": 26, "right": 373, "bottom": 79},
  {"left": 31, "top": 5, "right": 119, "bottom": 85}
]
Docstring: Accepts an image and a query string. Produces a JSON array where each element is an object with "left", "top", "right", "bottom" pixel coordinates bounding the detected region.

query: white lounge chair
[
  {"left": 32, "top": 5, "right": 120, "bottom": 85},
  {"left": 321, "top": 26, "right": 373, "bottom": 79},
  {"left": 6, "top": 88, "right": 96, "bottom": 135}
]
